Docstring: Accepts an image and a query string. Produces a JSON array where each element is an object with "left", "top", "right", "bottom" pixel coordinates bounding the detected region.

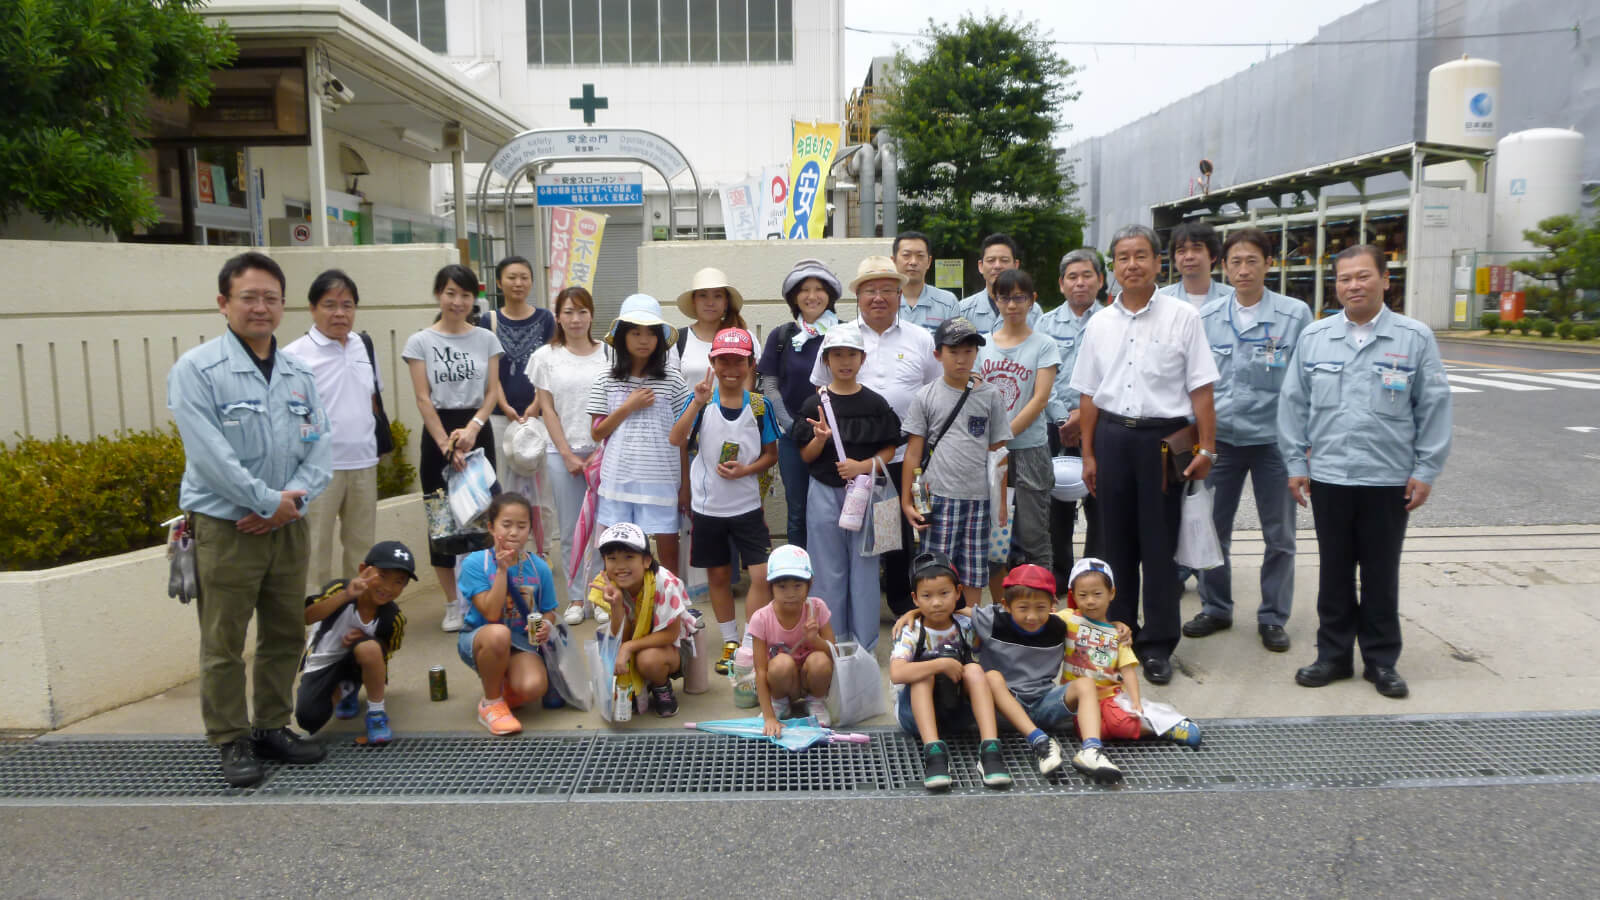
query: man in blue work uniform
[
  {"left": 1039, "top": 248, "right": 1106, "bottom": 586},
  {"left": 168, "top": 252, "right": 333, "bottom": 787},
  {"left": 1184, "top": 228, "right": 1311, "bottom": 653},
  {"left": 1158, "top": 220, "right": 1235, "bottom": 309},
  {"left": 958, "top": 233, "right": 1040, "bottom": 333},
  {"left": 1278, "top": 245, "right": 1452, "bottom": 699},
  {"left": 893, "top": 230, "right": 960, "bottom": 335}
]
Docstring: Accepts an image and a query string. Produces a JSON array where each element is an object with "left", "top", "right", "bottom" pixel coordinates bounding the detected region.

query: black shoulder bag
[
  {"left": 919, "top": 376, "right": 978, "bottom": 470},
  {"left": 358, "top": 331, "right": 395, "bottom": 456}
]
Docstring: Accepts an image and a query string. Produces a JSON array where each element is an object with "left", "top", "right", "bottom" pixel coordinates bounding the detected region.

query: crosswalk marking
[
  {"left": 1482, "top": 372, "right": 1600, "bottom": 390},
  {"left": 1554, "top": 372, "right": 1600, "bottom": 383},
  {"left": 1446, "top": 373, "right": 1549, "bottom": 391}
]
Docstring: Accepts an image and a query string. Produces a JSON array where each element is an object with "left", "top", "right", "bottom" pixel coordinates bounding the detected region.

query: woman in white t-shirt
[
  {"left": 529, "top": 286, "right": 614, "bottom": 622},
  {"left": 403, "top": 264, "right": 505, "bottom": 632}
]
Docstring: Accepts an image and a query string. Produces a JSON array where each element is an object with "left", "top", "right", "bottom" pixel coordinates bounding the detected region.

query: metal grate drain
[{"left": 1, "top": 712, "right": 1596, "bottom": 805}]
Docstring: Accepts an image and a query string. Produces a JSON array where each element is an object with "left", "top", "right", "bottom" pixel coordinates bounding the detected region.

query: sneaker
[
  {"left": 1071, "top": 745, "right": 1124, "bottom": 784},
  {"left": 441, "top": 603, "right": 465, "bottom": 632},
  {"left": 594, "top": 606, "right": 610, "bottom": 626},
  {"left": 333, "top": 682, "right": 361, "bottom": 720},
  {"left": 713, "top": 640, "right": 739, "bottom": 676},
  {"left": 650, "top": 683, "right": 679, "bottom": 718},
  {"left": 364, "top": 710, "right": 393, "bottom": 744},
  {"left": 1168, "top": 718, "right": 1203, "bottom": 749},
  {"left": 218, "top": 737, "right": 264, "bottom": 788},
  {"left": 563, "top": 602, "right": 585, "bottom": 625},
  {"left": 477, "top": 698, "right": 523, "bottom": 736},
  {"left": 977, "top": 739, "right": 1012, "bottom": 788},
  {"left": 805, "top": 695, "right": 831, "bottom": 728},
  {"left": 922, "top": 740, "right": 952, "bottom": 791},
  {"left": 1030, "top": 734, "right": 1065, "bottom": 775},
  {"left": 251, "top": 726, "right": 327, "bottom": 765}
]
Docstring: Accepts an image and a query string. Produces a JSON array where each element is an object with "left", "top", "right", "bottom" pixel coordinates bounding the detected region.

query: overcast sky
[{"left": 844, "top": 0, "right": 1375, "bottom": 143}]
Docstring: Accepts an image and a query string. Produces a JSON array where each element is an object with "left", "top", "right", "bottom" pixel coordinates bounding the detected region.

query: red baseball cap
[
  {"left": 708, "top": 328, "right": 754, "bottom": 358},
  {"left": 1002, "top": 564, "right": 1057, "bottom": 595}
]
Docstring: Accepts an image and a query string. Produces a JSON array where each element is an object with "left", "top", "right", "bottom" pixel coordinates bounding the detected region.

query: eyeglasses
[
  {"left": 233, "top": 292, "right": 284, "bottom": 307},
  {"left": 858, "top": 287, "right": 899, "bottom": 299},
  {"left": 996, "top": 294, "right": 1032, "bottom": 306}
]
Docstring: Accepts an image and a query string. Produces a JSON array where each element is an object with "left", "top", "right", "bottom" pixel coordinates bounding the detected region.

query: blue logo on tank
[{"left": 1469, "top": 92, "right": 1493, "bottom": 118}]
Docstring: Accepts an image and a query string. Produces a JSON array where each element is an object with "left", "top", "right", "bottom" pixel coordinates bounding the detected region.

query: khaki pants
[
  {"left": 303, "top": 466, "right": 378, "bottom": 592},
  {"left": 194, "top": 514, "right": 309, "bottom": 744}
]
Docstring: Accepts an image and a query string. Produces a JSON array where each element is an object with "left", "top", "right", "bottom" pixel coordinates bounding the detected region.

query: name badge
[
  {"left": 1253, "top": 344, "right": 1286, "bottom": 369},
  {"left": 1381, "top": 370, "right": 1409, "bottom": 392},
  {"left": 300, "top": 423, "right": 321, "bottom": 442}
]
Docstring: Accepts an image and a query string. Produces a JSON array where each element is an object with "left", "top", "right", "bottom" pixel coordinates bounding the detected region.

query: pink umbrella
[{"left": 567, "top": 436, "right": 606, "bottom": 606}]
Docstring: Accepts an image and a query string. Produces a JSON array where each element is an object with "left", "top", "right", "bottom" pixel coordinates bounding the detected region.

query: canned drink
[{"left": 429, "top": 665, "right": 448, "bottom": 701}]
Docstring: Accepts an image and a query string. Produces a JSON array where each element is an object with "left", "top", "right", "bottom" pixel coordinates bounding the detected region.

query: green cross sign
[{"left": 569, "top": 84, "right": 609, "bottom": 125}]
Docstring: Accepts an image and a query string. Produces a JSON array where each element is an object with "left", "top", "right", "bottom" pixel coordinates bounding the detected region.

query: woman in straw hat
[{"left": 673, "top": 266, "right": 751, "bottom": 389}]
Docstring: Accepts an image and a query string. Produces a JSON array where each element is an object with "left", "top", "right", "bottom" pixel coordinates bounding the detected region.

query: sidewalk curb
[{"left": 1438, "top": 334, "right": 1600, "bottom": 356}]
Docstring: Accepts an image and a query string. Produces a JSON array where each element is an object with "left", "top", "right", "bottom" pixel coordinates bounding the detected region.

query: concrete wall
[
  {"left": 0, "top": 240, "right": 456, "bottom": 443},
  {"left": 0, "top": 495, "right": 433, "bottom": 731}
]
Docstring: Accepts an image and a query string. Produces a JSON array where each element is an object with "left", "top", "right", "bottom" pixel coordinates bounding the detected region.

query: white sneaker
[
  {"left": 1071, "top": 745, "right": 1124, "bottom": 784},
  {"left": 805, "top": 696, "right": 831, "bottom": 728},
  {"left": 441, "top": 604, "right": 465, "bottom": 632},
  {"left": 594, "top": 606, "right": 610, "bottom": 626},
  {"left": 1032, "top": 735, "right": 1064, "bottom": 775},
  {"left": 563, "top": 602, "right": 585, "bottom": 625}
]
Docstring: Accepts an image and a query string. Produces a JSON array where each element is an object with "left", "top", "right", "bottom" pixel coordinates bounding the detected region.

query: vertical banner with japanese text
[
  {"left": 546, "top": 207, "right": 609, "bottom": 304},
  {"left": 758, "top": 164, "right": 788, "bottom": 239},
  {"left": 719, "top": 181, "right": 761, "bottom": 241},
  {"left": 782, "top": 121, "right": 840, "bottom": 240}
]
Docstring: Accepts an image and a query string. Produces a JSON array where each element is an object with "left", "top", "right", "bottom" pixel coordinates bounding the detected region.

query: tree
[
  {"left": 0, "top": 0, "right": 236, "bottom": 234},
  {"left": 882, "top": 14, "right": 1084, "bottom": 307},
  {"left": 1509, "top": 215, "right": 1600, "bottom": 321}
]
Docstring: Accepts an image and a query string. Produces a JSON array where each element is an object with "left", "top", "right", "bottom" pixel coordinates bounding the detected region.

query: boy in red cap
[{"left": 670, "top": 327, "right": 779, "bottom": 676}]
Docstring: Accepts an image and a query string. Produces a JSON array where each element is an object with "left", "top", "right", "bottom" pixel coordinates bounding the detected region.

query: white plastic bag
[
  {"left": 987, "top": 448, "right": 1014, "bottom": 564},
  {"left": 1176, "top": 480, "right": 1225, "bottom": 570},
  {"left": 860, "top": 457, "right": 902, "bottom": 557},
  {"left": 677, "top": 519, "right": 710, "bottom": 607},
  {"left": 539, "top": 623, "right": 592, "bottom": 711},
  {"left": 444, "top": 447, "right": 497, "bottom": 526},
  {"left": 586, "top": 632, "right": 621, "bottom": 722},
  {"left": 825, "top": 641, "right": 887, "bottom": 727}
]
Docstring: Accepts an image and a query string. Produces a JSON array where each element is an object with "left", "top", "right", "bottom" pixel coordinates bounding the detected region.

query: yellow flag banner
[
  {"left": 547, "top": 207, "right": 609, "bottom": 303},
  {"left": 782, "top": 120, "right": 840, "bottom": 240}
]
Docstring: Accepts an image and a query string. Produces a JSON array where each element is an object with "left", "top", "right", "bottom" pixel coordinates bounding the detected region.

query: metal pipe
[
  {"left": 877, "top": 129, "right": 897, "bottom": 238},
  {"left": 857, "top": 141, "right": 876, "bottom": 239}
]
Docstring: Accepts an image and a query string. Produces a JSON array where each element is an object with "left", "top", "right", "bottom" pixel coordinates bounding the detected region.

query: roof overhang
[{"left": 201, "top": 0, "right": 529, "bottom": 164}]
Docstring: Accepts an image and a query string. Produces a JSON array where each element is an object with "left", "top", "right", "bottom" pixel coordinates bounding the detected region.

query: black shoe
[
  {"left": 1182, "top": 613, "right": 1233, "bottom": 638},
  {"left": 1258, "top": 624, "right": 1291, "bottom": 653},
  {"left": 1364, "top": 666, "right": 1410, "bottom": 698},
  {"left": 922, "top": 740, "right": 952, "bottom": 792},
  {"left": 1143, "top": 656, "right": 1173, "bottom": 685},
  {"left": 1294, "top": 660, "right": 1354, "bottom": 687},
  {"left": 218, "top": 737, "right": 264, "bottom": 788},
  {"left": 650, "top": 683, "right": 679, "bottom": 718},
  {"left": 252, "top": 726, "right": 327, "bottom": 765}
]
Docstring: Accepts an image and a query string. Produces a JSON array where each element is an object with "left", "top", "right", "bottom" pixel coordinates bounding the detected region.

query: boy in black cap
[
  {"left": 294, "top": 540, "right": 416, "bottom": 744},
  {"left": 901, "top": 316, "right": 1013, "bottom": 609}
]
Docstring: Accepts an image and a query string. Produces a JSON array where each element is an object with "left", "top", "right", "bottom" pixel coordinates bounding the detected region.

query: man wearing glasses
[
  {"left": 168, "top": 251, "right": 332, "bottom": 788},
  {"left": 958, "top": 233, "right": 1040, "bottom": 333}
]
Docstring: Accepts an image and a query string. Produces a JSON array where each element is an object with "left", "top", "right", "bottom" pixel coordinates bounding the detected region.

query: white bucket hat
[
  {"left": 607, "top": 293, "right": 677, "bottom": 347},
  {"left": 502, "top": 418, "right": 549, "bottom": 477},
  {"left": 675, "top": 267, "right": 746, "bottom": 319},
  {"left": 1051, "top": 455, "right": 1088, "bottom": 501}
]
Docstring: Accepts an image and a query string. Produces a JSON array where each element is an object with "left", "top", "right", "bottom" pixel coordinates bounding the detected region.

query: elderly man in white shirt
[
  {"left": 1070, "top": 225, "right": 1219, "bottom": 685},
  {"left": 284, "top": 270, "right": 383, "bottom": 592},
  {"left": 812, "top": 255, "right": 941, "bottom": 614}
]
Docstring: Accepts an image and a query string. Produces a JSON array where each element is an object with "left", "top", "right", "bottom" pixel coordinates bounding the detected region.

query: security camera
[{"left": 321, "top": 76, "right": 355, "bottom": 109}]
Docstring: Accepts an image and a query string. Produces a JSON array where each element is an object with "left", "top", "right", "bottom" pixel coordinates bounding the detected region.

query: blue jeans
[
  {"left": 777, "top": 431, "right": 810, "bottom": 548},
  {"left": 1197, "top": 441, "right": 1296, "bottom": 626},
  {"left": 806, "top": 479, "right": 882, "bottom": 650},
  {"left": 1017, "top": 683, "right": 1075, "bottom": 731}
]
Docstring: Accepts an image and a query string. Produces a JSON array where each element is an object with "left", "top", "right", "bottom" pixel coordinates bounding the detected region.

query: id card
[
  {"left": 300, "top": 423, "right": 321, "bottom": 442},
  {"left": 1380, "top": 370, "right": 1409, "bottom": 392}
]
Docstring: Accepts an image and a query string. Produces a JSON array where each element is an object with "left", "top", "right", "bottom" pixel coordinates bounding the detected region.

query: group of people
[{"left": 167, "top": 220, "right": 1451, "bottom": 789}]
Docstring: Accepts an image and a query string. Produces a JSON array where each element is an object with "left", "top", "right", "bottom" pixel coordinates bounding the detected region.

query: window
[
  {"left": 390, "top": 0, "right": 418, "bottom": 44},
  {"left": 630, "top": 0, "right": 659, "bottom": 63},
  {"left": 358, "top": 1, "right": 451, "bottom": 53},
  {"left": 417, "top": 0, "right": 446, "bottom": 52},
  {"left": 526, "top": 0, "right": 542, "bottom": 63},
  {"left": 748, "top": 0, "right": 775, "bottom": 62},
  {"left": 602, "top": 0, "right": 630, "bottom": 62},
  {"left": 572, "top": 0, "right": 600, "bottom": 64},
  {"left": 661, "top": 0, "right": 688, "bottom": 62},
  {"left": 688, "top": 0, "right": 716, "bottom": 62},
  {"left": 718, "top": 0, "right": 746, "bottom": 63},
  {"left": 544, "top": 0, "right": 572, "bottom": 64},
  {"left": 777, "top": 0, "right": 791, "bottom": 61},
  {"left": 527, "top": 0, "right": 792, "bottom": 66}
]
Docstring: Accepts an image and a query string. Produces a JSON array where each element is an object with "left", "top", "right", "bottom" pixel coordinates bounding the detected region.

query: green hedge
[
  {"left": 1480, "top": 313, "right": 1500, "bottom": 333},
  {"left": 1, "top": 421, "right": 416, "bottom": 571},
  {"left": 1577, "top": 325, "right": 1596, "bottom": 342}
]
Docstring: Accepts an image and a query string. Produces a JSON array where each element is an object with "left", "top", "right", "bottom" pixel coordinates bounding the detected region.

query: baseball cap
[
  {"left": 597, "top": 522, "right": 650, "bottom": 554},
  {"left": 1002, "top": 564, "right": 1056, "bottom": 595},
  {"left": 1068, "top": 557, "right": 1115, "bottom": 591},
  {"left": 933, "top": 316, "right": 986, "bottom": 348},
  {"left": 765, "top": 544, "right": 813, "bottom": 582},
  {"left": 819, "top": 322, "right": 866, "bottom": 354},
  {"left": 363, "top": 540, "right": 419, "bottom": 581},
  {"left": 910, "top": 549, "right": 959, "bottom": 585},
  {"left": 708, "top": 327, "right": 755, "bottom": 358}
]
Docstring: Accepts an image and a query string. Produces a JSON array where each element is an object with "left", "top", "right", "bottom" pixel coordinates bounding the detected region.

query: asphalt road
[{"left": 3, "top": 785, "right": 1595, "bottom": 898}]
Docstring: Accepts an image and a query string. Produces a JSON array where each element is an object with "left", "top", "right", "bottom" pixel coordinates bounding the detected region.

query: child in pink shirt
[{"left": 746, "top": 545, "right": 837, "bottom": 734}]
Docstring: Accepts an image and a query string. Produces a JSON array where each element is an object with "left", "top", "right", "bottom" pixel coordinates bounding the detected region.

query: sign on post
[
  {"left": 489, "top": 129, "right": 689, "bottom": 181},
  {"left": 535, "top": 173, "right": 643, "bottom": 207}
]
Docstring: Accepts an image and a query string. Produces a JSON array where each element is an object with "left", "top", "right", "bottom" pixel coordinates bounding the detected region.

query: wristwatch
[
  {"left": 293, "top": 494, "right": 306, "bottom": 512},
  {"left": 1197, "top": 448, "right": 1218, "bottom": 461}
]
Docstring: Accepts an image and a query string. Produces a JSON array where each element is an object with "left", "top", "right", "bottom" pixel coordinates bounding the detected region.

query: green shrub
[
  {"left": 1533, "top": 318, "right": 1557, "bottom": 337},
  {"left": 1512, "top": 318, "right": 1534, "bottom": 335},
  {"left": 1558, "top": 321, "right": 1576, "bottom": 339},
  {"left": 1479, "top": 313, "right": 1500, "bottom": 333},
  {"left": 1576, "top": 325, "right": 1596, "bottom": 342},
  {"left": 376, "top": 420, "right": 418, "bottom": 499},
  {"left": 0, "top": 428, "right": 185, "bottom": 571}
]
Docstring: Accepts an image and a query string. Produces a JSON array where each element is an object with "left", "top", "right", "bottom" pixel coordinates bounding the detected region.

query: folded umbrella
[{"left": 683, "top": 716, "right": 871, "bottom": 752}]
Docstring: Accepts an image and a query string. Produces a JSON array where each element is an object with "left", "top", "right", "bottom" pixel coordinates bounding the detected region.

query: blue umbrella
[{"left": 683, "top": 716, "right": 871, "bottom": 752}]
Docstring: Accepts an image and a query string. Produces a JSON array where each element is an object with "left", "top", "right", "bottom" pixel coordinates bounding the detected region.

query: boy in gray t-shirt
[{"left": 902, "top": 317, "right": 1012, "bottom": 607}]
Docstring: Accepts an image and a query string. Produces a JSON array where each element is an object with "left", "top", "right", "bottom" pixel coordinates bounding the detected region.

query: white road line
[
  {"left": 1446, "top": 374, "right": 1550, "bottom": 391},
  {"left": 1483, "top": 372, "right": 1600, "bottom": 390},
  {"left": 1553, "top": 372, "right": 1600, "bottom": 383},
  {"left": 1449, "top": 385, "right": 1482, "bottom": 393}
]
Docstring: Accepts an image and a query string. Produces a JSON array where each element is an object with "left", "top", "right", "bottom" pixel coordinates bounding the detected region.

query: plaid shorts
[{"left": 927, "top": 496, "right": 990, "bottom": 588}]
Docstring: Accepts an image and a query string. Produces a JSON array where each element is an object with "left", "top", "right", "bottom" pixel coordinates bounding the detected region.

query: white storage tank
[
  {"left": 1424, "top": 55, "right": 1501, "bottom": 188},
  {"left": 1492, "top": 128, "right": 1585, "bottom": 252}
]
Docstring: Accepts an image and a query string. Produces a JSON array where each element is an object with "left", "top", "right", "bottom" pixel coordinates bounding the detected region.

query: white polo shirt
[
  {"left": 1069, "top": 291, "right": 1218, "bottom": 420},
  {"left": 810, "top": 315, "right": 940, "bottom": 462},
  {"left": 283, "top": 326, "right": 381, "bottom": 470}
]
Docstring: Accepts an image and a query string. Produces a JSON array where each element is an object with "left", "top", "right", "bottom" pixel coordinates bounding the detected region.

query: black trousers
[
  {"left": 1093, "top": 419, "right": 1183, "bottom": 660},
  {"left": 1048, "top": 427, "right": 1100, "bottom": 589},
  {"left": 882, "top": 459, "right": 919, "bottom": 616},
  {"left": 1308, "top": 480, "right": 1409, "bottom": 669}
]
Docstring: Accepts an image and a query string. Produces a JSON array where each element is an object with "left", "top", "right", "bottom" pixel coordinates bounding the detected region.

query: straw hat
[
  {"left": 675, "top": 267, "right": 746, "bottom": 319},
  {"left": 606, "top": 293, "right": 677, "bottom": 347},
  {"left": 848, "top": 255, "right": 909, "bottom": 295}
]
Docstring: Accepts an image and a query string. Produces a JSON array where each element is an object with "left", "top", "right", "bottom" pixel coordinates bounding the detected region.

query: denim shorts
[
  {"left": 457, "top": 623, "right": 536, "bottom": 670},
  {"left": 1016, "top": 682, "right": 1075, "bottom": 731},
  {"left": 894, "top": 686, "right": 978, "bottom": 736},
  {"left": 597, "top": 497, "right": 679, "bottom": 536}
]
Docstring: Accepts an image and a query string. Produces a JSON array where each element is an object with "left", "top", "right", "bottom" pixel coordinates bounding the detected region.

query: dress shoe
[
  {"left": 218, "top": 737, "right": 264, "bottom": 789},
  {"left": 1294, "top": 659, "right": 1354, "bottom": 687},
  {"left": 1258, "top": 624, "right": 1291, "bottom": 653},
  {"left": 1364, "top": 666, "right": 1410, "bottom": 698},
  {"left": 252, "top": 726, "right": 327, "bottom": 765},
  {"left": 1143, "top": 656, "right": 1173, "bottom": 685},
  {"left": 1182, "top": 613, "right": 1233, "bottom": 638}
]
